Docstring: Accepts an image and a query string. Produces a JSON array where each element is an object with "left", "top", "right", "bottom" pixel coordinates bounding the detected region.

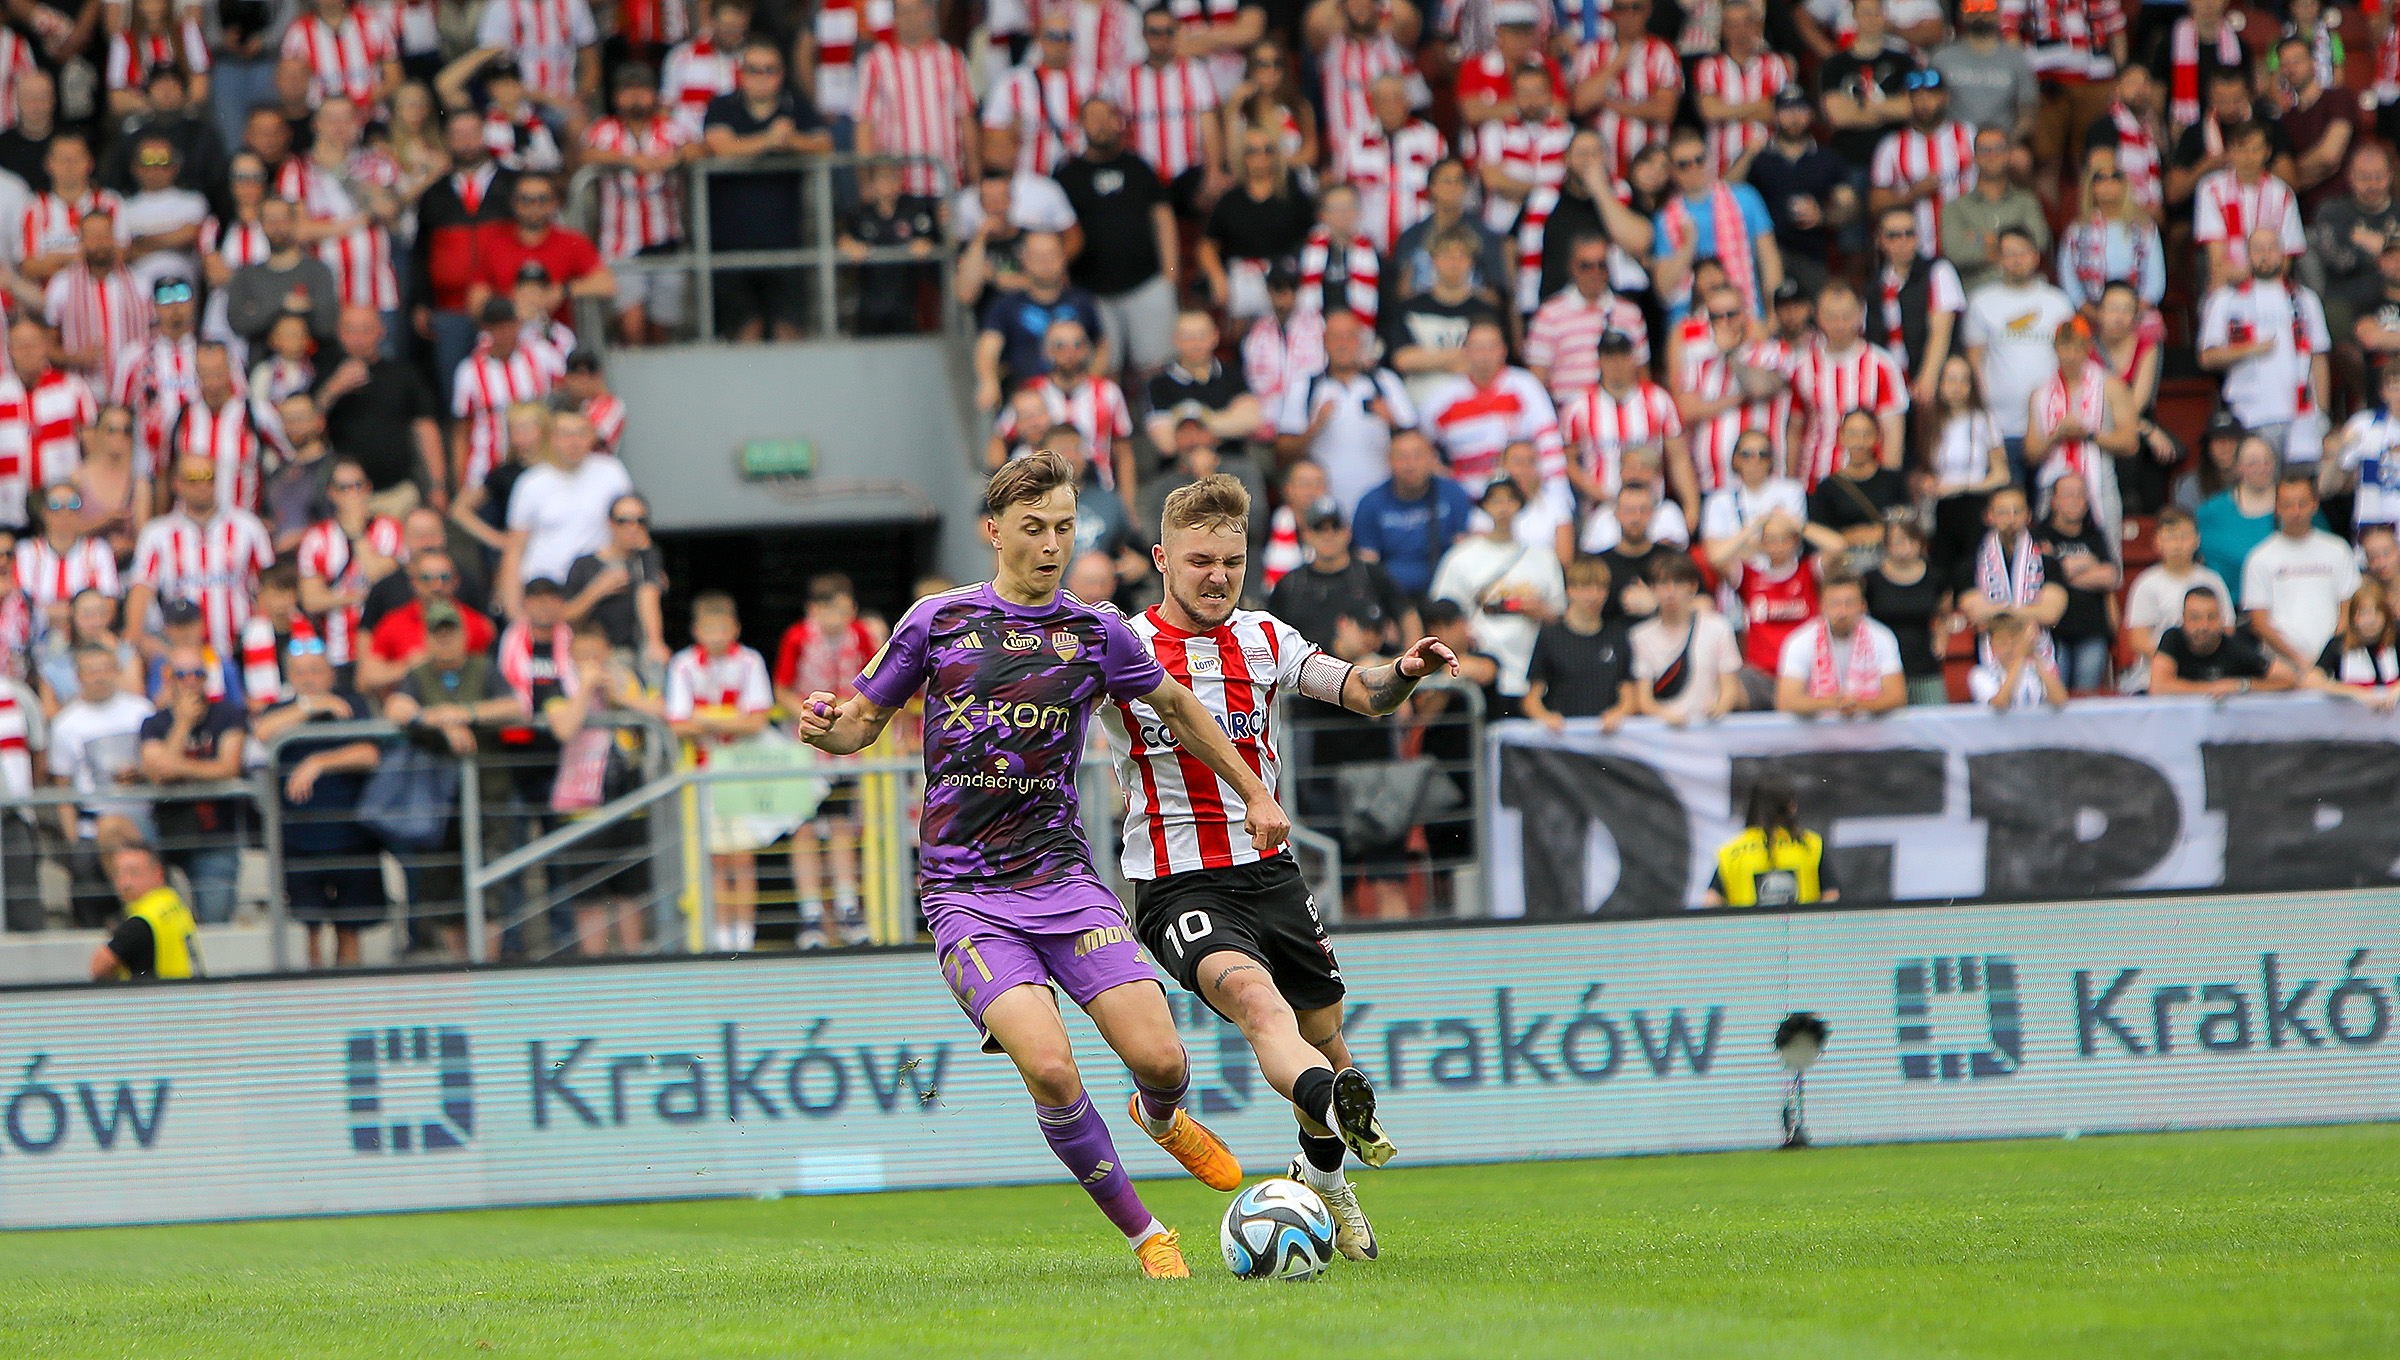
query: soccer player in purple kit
[{"left": 795, "top": 452, "right": 1291, "bottom": 1279}]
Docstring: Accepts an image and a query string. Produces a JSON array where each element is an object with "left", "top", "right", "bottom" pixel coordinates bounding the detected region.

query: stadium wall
[{"left": 2, "top": 890, "right": 2393, "bottom": 1228}]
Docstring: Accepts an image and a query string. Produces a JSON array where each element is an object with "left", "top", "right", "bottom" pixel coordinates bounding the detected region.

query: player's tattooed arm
[
  {"left": 1337, "top": 637, "right": 1462, "bottom": 716},
  {"left": 795, "top": 690, "right": 901, "bottom": 755}
]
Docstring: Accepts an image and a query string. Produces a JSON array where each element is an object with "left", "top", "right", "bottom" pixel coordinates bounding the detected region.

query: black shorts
[{"left": 1132, "top": 855, "right": 1345, "bottom": 1016}]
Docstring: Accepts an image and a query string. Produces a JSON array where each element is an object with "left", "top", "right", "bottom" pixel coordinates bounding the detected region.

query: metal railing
[
  {"left": 568, "top": 152, "right": 964, "bottom": 353},
  {"left": 1275, "top": 677, "right": 1488, "bottom": 922}
]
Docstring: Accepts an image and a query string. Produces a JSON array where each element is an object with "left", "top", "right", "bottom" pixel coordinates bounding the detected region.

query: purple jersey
[{"left": 855, "top": 582, "right": 1167, "bottom": 894}]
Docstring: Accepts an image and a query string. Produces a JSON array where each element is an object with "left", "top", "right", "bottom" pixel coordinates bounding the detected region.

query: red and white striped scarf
[
  {"left": 1661, "top": 183, "right": 1757, "bottom": 316},
  {"left": 2170, "top": 18, "right": 2244, "bottom": 129},
  {"left": 2107, "top": 102, "right": 2162, "bottom": 212},
  {"left": 2036, "top": 360, "right": 2107, "bottom": 477},
  {"left": 1297, "top": 227, "right": 1379, "bottom": 324},
  {"left": 0, "top": 679, "right": 31, "bottom": 794},
  {"left": 1805, "top": 620, "right": 1883, "bottom": 700}
]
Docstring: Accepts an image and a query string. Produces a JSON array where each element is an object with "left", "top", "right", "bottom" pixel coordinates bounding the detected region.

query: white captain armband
[{"left": 1296, "top": 652, "right": 1353, "bottom": 704}]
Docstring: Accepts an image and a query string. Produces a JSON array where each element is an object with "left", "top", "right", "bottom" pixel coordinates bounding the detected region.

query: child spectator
[
  {"left": 665, "top": 590, "right": 773, "bottom": 952},
  {"left": 1520, "top": 555, "right": 1635, "bottom": 732},
  {"left": 771, "top": 573, "right": 888, "bottom": 948},
  {"left": 840, "top": 159, "right": 943, "bottom": 336},
  {"left": 1629, "top": 553, "right": 1745, "bottom": 724},
  {"left": 1970, "top": 611, "right": 2067, "bottom": 711},
  {"left": 2122, "top": 507, "right": 2232, "bottom": 686}
]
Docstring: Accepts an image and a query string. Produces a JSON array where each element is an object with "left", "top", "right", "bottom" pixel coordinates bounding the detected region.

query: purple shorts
[{"left": 923, "top": 873, "right": 1161, "bottom": 1054}]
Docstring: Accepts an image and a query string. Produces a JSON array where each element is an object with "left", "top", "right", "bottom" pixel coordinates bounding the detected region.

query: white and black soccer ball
[{"left": 1220, "top": 1178, "right": 1336, "bottom": 1282}]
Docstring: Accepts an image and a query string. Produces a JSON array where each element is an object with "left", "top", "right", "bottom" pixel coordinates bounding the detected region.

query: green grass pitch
[{"left": 4, "top": 1124, "right": 2393, "bottom": 1358}]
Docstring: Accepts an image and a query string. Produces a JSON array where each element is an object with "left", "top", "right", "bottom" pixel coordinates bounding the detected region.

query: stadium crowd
[{"left": 8, "top": 0, "right": 2400, "bottom": 963}]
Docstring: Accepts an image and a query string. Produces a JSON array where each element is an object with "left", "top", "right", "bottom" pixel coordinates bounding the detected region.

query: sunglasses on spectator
[
  {"left": 287, "top": 637, "right": 327, "bottom": 657},
  {"left": 170, "top": 667, "right": 207, "bottom": 681},
  {"left": 518, "top": 192, "right": 556, "bottom": 205},
  {"left": 138, "top": 150, "right": 175, "bottom": 167},
  {"left": 2091, "top": 170, "right": 2123, "bottom": 181},
  {"left": 741, "top": 61, "right": 780, "bottom": 74},
  {"left": 1146, "top": 23, "right": 1176, "bottom": 36},
  {"left": 1671, "top": 155, "right": 1706, "bottom": 169},
  {"left": 613, "top": 513, "right": 649, "bottom": 526},
  {"left": 46, "top": 491, "right": 82, "bottom": 511},
  {"left": 414, "top": 571, "right": 455, "bottom": 583},
  {"left": 1708, "top": 309, "right": 1744, "bottom": 322},
  {"left": 331, "top": 478, "right": 371, "bottom": 492}
]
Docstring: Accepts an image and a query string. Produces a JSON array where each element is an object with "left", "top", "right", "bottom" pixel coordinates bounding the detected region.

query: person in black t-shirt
[
  {"left": 701, "top": 40, "right": 832, "bottom": 341},
  {"left": 1381, "top": 229, "right": 1506, "bottom": 400},
  {"left": 1522, "top": 556, "right": 1636, "bottom": 730},
  {"left": 1596, "top": 483, "right": 1678, "bottom": 623},
  {"left": 840, "top": 160, "right": 942, "bottom": 336},
  {"left": 1266, "top": 499, "right": 1418, "bottom": 650},
  {"left": 2034, "top": 473, "right": 2122, "bottom": 693},
  {"left": 1816, "top": 0, "right": 1917, "bottom": 170},
  {"left": 1808, "top": 411, "right": 1909, "bottom": 568},
  {"left": 1866, "top": 518, "right": 1953, "bottom": 704},
  {"left": 2150, "top": 588, "right": 2297, "bottom": 694},
  {"left": 1054, "top": 98, "right": 1178, "bottom": 378},
  {"left": 2163, "top": 69, "right": 2294, "bottom": 212},
  {"left": 1145, "top": 310, "right": 1263, "bottom": 462},
  {"left": 564, "top": 493, "right": 671, "bottom": 668},
  {"left": 137, "top": 645, "right": 250, "bottom": 926}
]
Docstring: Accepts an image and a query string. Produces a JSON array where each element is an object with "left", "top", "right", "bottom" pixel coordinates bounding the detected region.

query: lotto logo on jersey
[
  {"left": 1001, "top": 629, "right": 1039, "bottom": 652},
  {"left": 937, "top": 692, "right": 1073, "bottom": 733}
]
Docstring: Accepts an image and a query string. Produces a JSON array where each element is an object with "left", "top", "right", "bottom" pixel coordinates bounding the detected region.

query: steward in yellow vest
[
  {"left": 1703, "top": 779, "right": 1841, "bottom": 908},
  {"left": 89, "top": 846, "right": 200, "bottom": 980}
]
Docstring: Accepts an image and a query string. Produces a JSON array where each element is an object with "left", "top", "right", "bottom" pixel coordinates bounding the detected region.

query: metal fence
[
  {"left": 1276, "top": 677, "right": 1489, "bottom": 923},
  {"left": 566, "top": 152, "right": 963, "bottom": 354}
]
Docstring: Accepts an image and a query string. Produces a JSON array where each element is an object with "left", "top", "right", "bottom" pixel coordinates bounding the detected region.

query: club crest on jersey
[
  {"left": 1001, "top": 629, "right": 1039, "bottom": 653},
  {"left": 1050, "top": 630, "right": 1080, "bottom": 661},
  {"left": 1188, "top": 653, "right": 1221, "bottom": 675}
]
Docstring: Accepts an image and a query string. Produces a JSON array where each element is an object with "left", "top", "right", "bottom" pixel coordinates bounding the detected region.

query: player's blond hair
[{"left": 1160, "top": 473, "right": 1250, "bottom": 540}]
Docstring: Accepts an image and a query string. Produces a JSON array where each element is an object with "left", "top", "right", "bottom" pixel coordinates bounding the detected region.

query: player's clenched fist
[
  {"left": 796, "top": 691, "right": 841, "bottom": 743},
  {"left": 1245, "top": 795, "right": 1292, "bottom": 854}
]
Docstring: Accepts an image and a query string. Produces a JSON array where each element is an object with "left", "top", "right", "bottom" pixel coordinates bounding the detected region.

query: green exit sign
[{"left": 741, "top": 439, "right": 815, "bottom": 478}]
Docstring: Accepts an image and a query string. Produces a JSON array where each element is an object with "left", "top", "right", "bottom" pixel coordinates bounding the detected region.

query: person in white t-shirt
[
  {"left": 1428, "top": 477, "right": 1566, "bottom": 697},
  {"left": 500, "top": 411, "right": 635, "bottom": 614},
  {"left": 2197, "top": 226, "right": 2332, "bottom": 463},
  {"left": 2242, "top": 472, "right": 2360, "bottom": 670},
  {"left": 1960, "top": 227, "right": 2076, "bottom": 476},
  {"left": 46, "top": 643, "right": 157, "bottom": 927},
  {"left": 1969, "top": 609, "right": 2066, "bottom": 710},
  {"left": 1699, "top": 430, "right": 1807, "bottom": 552},
  {"left": 1773, "top": 571, "right": 1905, "bottom": 716},
  {"left": 2122, "top": 506, "right": 2233, "bottom": 686},
  {"left": 1629, "top": 551, "right": 1745, "bottom": 724}
]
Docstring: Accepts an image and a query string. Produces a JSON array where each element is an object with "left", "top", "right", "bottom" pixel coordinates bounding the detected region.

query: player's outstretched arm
[
  {"left": 1144, "top": 676, "right": 1292, "bottom": 854},
  {"left": 1340, "top": 637, "right": 1460, "bottom": 717},
  {"left": 795, "top": 690, "right": 900, "bottom": 756}
]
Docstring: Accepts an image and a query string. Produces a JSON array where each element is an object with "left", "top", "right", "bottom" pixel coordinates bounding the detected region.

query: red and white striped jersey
[
  {"left": 1419, "top": 366, "right": 1566, "bottom": 493},
  {"left": 0, "top": 377, "right": 26, "bottom": 524},
  {"left": 171, "top": 394, "right": 269, "bottom": 513},
  {"left": 857, "top": 39, "right": 977, "bottom": 196},
  {"left": 1475, "top": 115, "right": 1573, "bottom": 234},
  {"left": 298, "top": 513, "right": 405, "bottom": 664},
  {"left": 1108, "top": 607, "right": 1322, "bottom": 880},
  {"left": 584, "top": 392, "right": 626, "bottom": 450},
  {"left": 1028, "top": 0, "right": 1143, "bottom": 86},
  {"left": 585, "top": 114, "right": 691, "bottom": 260},
  {"left": 16, "top": 534, "right": 120, "bottom": 605},
  {"left": 2192, "top": 169, "right": 2308, "bottom": 270},
  {"left": 1684, "top": 336, "right": 1799, "bottom": 491},
  {"left": 1158, "top": 0, "right": 1249, "bottom": 94},
  {"left": 665, "top": 643, "right": 773, "bottom": 761},
  {"left": 983, "top": 62, "right": 1090, "bottom": 177},
  {"left": 995, "top": 373, "right": 1134, "bottom": 488},
  {"left": 1242, "top": 311, "right": 1325, "bottom": 413},
  {"left": 112, "top": 332, "right": 201, "bottom": 478},
  {"left": 1319, "top": 33, "right": 1416, "bottom": 178},
  {"left": 200, "top": 217, "right": 272, "bottom": 273},
  {"left": 9, "top": 368, "right": 96, "bottom": 495},
  {"left": 1563, "top": 379, "right": 1681, "bottom": 498},
  {"left": 1571, "top": 28, "right": 1683, "bottom": 179},
  {"left": 0, "top": 29, "right": 35, "bottom": 133},
  {"left": 483, "top": 102, "right": 564, "bottom": 172},
  {"left": 1341, "top": 117, "right": 1446, "bottom": 252},
  {"left": 1869, "top": 122, "right": 1978, "bottom": 258},
  {"left": 105, "top": 19, "right": 211, "bottom": 91},
  {"left": 509, "top": 318, "right": 574, "bottom": 383},
  {"left": 276, "top": 154, "right": 401, "bottom": 310},
  {"left": 1693, "top": 50, "right": 1791, "bottom": 180},
  {"left": 475, "top": 0, "right": 599, "bottom": 105},
  {"left": 1107, "top": 57, "right": 1220, "bottom": 181},
  {"left": 43, "top": 264, "right": 152, "bottom": 395},
  {"left": 1524, "top": 286, "right": 1647, "bottom": 402},
  {"left": 451, "top": 344, "right": 556, "bottom": 488},
  {"left": 19, "top": 188, "right": 125, "bottom": 265},
  {"left": 615, "top": 0, "right": 691, "bottom": 47},
  {"left": 279, "top": 7, "right": 395, "bottom": 108},
  {"left": 1790, "top": 340, "right": 1909, "bottom": 488},
  {"left": 810, "top": 0, "right": 894, "bottom": 118},
  {"left": 132, "top": 506, "right": 276, "bottom": 656},
  {"left": 1296, "top": 228, "right": 1379, "bottom": 324},
  {"left": 661, "top": 36, "right": 737, "bottom": 135}
]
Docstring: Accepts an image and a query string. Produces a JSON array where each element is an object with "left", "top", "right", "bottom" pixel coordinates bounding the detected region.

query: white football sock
[{"left": 1128, "top": 1215, "right": 1168, "bottom": 1246}]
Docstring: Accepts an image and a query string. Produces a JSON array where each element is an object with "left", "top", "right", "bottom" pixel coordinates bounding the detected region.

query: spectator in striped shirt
[
  {"left": 1114, "top": 5, "right": 1227, "bottom": 214},
  {"left": 583, "top": 62, "right": 698, "bottom": 346},
  {"left": 20, "top": 133, "right": 120, "bottom": 289},
  {"left": 852, "top": 0, "right": 980, "bottom": 200},
  {"left": 46, "top": 213, "right": 153, "bottom": 395}
]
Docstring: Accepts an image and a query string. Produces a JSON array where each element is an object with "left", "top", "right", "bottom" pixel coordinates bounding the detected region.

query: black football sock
[
  {"left": 1291, "top": 1065, "right": 1337, "bottom": 1130},
  {"left": 1298, "top": 1129, "right": 1346, "bottom": 1173}
]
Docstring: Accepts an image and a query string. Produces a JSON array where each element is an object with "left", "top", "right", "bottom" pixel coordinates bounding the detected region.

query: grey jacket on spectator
[{"left": 224, "top": 254, "right": 342, "bottom": 347}]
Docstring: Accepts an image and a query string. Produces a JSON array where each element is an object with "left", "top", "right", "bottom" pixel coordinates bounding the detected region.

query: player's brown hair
[
  {"left": 985, "top": 449, "right": 1075, "bottom": 515},
  {"left": 1160, "top": 473, "right": 1251, "bottom": 539}
]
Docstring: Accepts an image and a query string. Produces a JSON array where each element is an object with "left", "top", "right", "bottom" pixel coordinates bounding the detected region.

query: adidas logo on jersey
[{"left": 958, "top": 631, "right": 984, "bottom": 649}]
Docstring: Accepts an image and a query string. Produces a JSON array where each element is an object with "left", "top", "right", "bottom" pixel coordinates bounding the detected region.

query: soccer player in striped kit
[
  {"left": 1105, "top": 473, "right": 1457, "bottom": 1261},
  {"left": 798, "top": 452, "right": 1279, "bottom": 1278}
]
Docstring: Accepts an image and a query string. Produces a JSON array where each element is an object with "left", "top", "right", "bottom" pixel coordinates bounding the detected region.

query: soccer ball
[{"left": 1220, "top": 1178, "right": 1337, "bottom": 1282}]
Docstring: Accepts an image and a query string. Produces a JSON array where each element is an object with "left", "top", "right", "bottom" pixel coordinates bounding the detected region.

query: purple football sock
[
  {"left": 1036, "top": 1094, "right": 1154, "bottom": 1240},
  {"left": 1135, "top": 1065, "right": 1188, "bottom": 1126}
]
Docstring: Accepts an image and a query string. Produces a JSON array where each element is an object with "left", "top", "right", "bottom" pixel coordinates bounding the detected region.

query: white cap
[{"left": 1494, "top": 0, "right": 1542, "bottom": 25}]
